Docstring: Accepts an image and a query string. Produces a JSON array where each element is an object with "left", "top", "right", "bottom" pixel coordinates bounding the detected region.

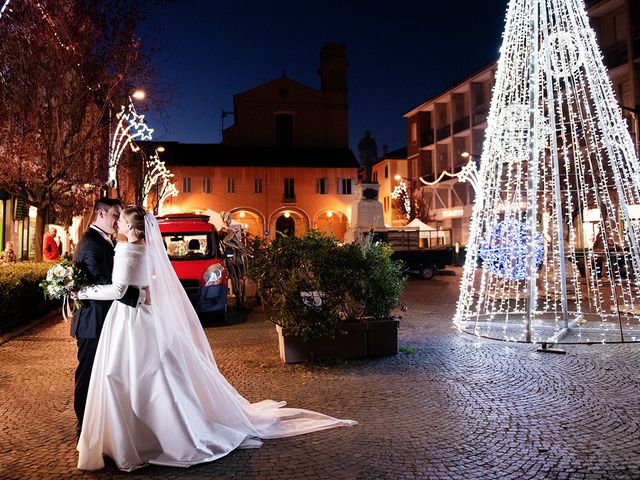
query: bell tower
[{"left": 318, "top": 43, "right": 348, "bottom": 148}]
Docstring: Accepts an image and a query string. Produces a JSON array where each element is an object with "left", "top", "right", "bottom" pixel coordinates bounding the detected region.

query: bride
[{"left": 76, "top": 205, "right": 356, "bottom": 471}]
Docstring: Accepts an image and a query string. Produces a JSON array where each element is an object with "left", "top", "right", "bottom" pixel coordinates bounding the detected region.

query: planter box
[
  {"left": 276, "top": 322, "right": 367, "bottom": 363},
  {"left": 276, "top": 318, "right": 399, "bottom": 363},
  {"left": 367, "top": 318, "right": 400, "bottom": 356}
]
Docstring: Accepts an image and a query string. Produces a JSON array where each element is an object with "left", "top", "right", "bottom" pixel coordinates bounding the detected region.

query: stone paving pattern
[{"left": 1, "top": 270, "right": 639, "bottom": 479}]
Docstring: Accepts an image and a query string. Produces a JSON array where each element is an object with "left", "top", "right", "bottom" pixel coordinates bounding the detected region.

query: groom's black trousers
[{"left": 75, "top": 337, "right": 99, "bottom": 430}]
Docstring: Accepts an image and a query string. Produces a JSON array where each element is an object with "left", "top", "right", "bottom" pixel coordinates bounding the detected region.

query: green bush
[
  {"left": 249, "top": 231, "right": 406, "bottom": 342},
  {"left": 0, "top": 262, "right": 56, "bottom": 332}
]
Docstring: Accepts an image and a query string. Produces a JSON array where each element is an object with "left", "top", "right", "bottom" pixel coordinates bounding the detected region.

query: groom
[{"left": 71, "top": 198, "right": 146, "bottom": 433}]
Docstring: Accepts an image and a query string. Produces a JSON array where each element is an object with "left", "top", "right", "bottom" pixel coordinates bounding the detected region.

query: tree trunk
[{"left": 34, "top": 208, "right": 47, "bottom": 263}]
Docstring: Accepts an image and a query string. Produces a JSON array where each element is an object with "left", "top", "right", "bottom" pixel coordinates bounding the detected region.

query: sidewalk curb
[{"left": 0, "top": 309, "right": 61, "bottom": 347}]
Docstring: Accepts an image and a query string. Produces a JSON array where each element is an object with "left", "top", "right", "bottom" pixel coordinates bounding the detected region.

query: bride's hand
[{"left": 70, "top": 290, "right": 78, "bottom": 300}]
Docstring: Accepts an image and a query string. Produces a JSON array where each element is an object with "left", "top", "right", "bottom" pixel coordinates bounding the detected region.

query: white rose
[
  {"left": 65, "top": 267, "right": 75, "bottom": 278},
  {"left": 47, "top": 285, "right": 57, "bottom": 298},
  {"left": 52, "top": 264, "right": 66, "bottom": 278}
]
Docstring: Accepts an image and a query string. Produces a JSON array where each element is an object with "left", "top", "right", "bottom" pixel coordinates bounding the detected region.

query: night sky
[{"left": 140, "top": 0, "right": 509, "bottom": 154}]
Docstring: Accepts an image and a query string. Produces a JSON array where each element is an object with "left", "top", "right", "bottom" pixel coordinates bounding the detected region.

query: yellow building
[
  {"left": 150, "top": 44, "right": 360, "bottom": 241},
  {"left": 371, "top": 147, "right": 408, "bottom": 227},
  {"left": 156, "top": 144, "right": 358, "bottom": 240}
]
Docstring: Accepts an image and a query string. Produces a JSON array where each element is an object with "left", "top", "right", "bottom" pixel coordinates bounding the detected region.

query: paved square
[{"left": 1, "top": 271, "right": 639, "bottom": 479}]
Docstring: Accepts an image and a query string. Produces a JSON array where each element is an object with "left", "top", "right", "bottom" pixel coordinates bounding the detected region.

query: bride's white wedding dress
[{"left": 76, "top": 216, "right": 356, "bottom": 472}]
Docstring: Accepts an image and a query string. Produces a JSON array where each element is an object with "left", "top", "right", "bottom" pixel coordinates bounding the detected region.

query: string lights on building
[{"left": 454, "top": 0, "right": 640, "bottom": 344}]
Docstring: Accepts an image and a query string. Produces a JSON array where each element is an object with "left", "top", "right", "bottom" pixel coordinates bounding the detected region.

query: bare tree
[{"left": 0, "top": 0, "right": 156, "bottom": 260}]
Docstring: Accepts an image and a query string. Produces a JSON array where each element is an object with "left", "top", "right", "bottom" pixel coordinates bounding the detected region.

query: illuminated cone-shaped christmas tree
[{"left": 454, "top": 0, "right": 640, "bottom": 343}]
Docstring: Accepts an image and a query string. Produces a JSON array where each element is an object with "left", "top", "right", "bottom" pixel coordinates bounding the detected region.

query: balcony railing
[
  {"left": 452, "top": 116, "right": 470, "bottom": 134},
  {"left": 420, "top": 130, "right": 434, "bottom": 147},
  {"left": 436, "top": 125, "right": 450, "bottom": 141},
  {"left": 472, "top": 103, "right": 490, "bottom": 126},
  {"left": 604, "top": 39, "right": 628, "bottom": 69},
  {"left": 472, "top": 111, "right": 488, "bottom": 126}
]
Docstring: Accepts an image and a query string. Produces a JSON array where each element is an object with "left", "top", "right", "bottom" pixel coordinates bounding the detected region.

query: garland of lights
[
  {"left": 454, "top": 0, "right": 640, "bottom": 344},
  {"left": 391, "top": 181, "right": 411, "bottom": 219},
  {"left": 143, "top": 150, "right": 178, "bottom": 210},
  {"left": 0, "top": 0, "right": 10, "bottom": 21},
  {"left": 419, "top": 159, "right": 481, "bottom": 191},
  {"left": 108, "top": 101, "right": 154, "bottom": 188}
]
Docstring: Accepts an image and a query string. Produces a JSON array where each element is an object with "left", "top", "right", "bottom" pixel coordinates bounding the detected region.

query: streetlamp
[
  {"left": 460, "top": 151, "right": 481, "bottom": 163},
  {"left": 131, "top": 89, "right": 146, "bottom": 101}
]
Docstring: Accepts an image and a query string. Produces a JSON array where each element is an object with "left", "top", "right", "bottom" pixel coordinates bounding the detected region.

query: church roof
[
  {"left": 233, "top": 76, "right": 324, "bottom": 102},
  {"left": 140, "top": 142, "right": 360, "bottom": 169}
]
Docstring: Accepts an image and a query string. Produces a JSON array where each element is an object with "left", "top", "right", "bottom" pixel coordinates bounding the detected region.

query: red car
[{"left": 157, "top": 213, "right": 228, "bottom": 318}]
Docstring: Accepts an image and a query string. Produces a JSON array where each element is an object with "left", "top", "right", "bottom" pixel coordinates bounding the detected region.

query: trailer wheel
[{"left": 419, "top": 265, "right": 436, "bottom": 280}]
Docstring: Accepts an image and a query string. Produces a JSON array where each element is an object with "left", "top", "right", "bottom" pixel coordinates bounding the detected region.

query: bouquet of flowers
[{"left": 40, "top": 259, "right": 85, "bottom": 320}]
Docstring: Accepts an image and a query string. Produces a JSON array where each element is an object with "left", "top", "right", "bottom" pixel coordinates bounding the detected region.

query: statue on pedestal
[{"left": 357, "top": 130, "right": 378, "bottom": 183}]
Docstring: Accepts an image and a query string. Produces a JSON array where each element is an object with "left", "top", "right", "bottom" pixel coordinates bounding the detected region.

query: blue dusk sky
[{"left": 140, "top": 0, "right": 509, "bottom": 154}]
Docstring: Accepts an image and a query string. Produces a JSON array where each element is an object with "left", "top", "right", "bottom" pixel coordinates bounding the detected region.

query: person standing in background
[
  {"left": 0, "top": 241, "right": 17, "bottom": 263},
  {"left": 43, "top": 226, "right": 60, "bottom": 261}
]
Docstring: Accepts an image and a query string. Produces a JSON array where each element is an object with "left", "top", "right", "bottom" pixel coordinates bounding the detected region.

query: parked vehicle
[
  {"left": 157, "top": 213, "right": 228, "bottom": 318},
  {"left": 371, "top": 228, "right": 453, "bottom": 280}
]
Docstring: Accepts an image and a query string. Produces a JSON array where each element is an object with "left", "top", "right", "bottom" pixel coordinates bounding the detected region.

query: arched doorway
[
  {"left": 269, "top": 209, "right": 310, "bottom": 239},
  {"left": 231, "top": 209, "right": 265, "bottom": 239},
  {"left": 315, "top": 210, "right": 348, "bottom": 241},
  {"left": 275, "top": 214, "right": 295, "bottom": 237}
]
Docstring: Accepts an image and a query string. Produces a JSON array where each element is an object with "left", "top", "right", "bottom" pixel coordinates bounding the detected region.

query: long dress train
[{"left": 77, "top": 238, "right": 355, "bottom": 472}]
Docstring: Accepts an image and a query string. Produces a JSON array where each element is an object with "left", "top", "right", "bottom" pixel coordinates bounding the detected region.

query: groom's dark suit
[{"left": 71, "top": 227, "right": 140, "bottom": 428}]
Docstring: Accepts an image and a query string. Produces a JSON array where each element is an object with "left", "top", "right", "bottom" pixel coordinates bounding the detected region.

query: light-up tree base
[{"left": 454, "top": 0, "right": 640, "bottom": 344}]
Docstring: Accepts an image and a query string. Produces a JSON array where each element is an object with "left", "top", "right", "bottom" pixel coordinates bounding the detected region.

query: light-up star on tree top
[{"left": 454, "top": 0, "right": 640, "bottom": 344}]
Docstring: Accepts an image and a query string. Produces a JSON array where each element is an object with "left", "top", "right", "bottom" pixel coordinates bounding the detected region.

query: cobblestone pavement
[{"left": 1, "top": 270, "right": 640, "bottom": 480}]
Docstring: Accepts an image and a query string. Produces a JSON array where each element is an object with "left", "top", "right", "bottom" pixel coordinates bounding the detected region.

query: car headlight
[{"left": 203, "top": 263, "right": 224, "bottom": 286}]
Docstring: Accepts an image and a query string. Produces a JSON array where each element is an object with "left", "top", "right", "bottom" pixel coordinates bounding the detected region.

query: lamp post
[{"left": 460, "top": 151, "right": 481, "bottom": 163}]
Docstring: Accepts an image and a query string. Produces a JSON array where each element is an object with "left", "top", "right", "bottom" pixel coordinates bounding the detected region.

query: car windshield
[{"left": 161, "top": 232, "right": 218, "bottom": 260}]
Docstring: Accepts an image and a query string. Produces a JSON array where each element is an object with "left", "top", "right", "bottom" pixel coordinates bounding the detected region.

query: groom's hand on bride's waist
[{"left": 143, "top": 287, "right": 151, "bottom": 306}]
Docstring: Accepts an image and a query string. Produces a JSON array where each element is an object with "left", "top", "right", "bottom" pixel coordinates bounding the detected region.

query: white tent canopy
[{"left": 405, "top": 218, "right": 435, "bottom": 239}]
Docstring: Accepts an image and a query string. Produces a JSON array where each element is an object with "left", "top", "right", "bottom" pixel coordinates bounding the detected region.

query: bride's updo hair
[{"left": 122, "top": 205, "right": 147, "bottom": 241}]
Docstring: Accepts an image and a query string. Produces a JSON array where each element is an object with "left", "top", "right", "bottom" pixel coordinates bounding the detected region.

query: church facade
[{"left": 153, "top": 43, "right": 359, "bottom": 240}]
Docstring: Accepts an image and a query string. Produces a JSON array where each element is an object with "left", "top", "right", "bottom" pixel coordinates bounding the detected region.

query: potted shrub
[{"left": 249, "top": 231, "right": 406, "bottom": 363}]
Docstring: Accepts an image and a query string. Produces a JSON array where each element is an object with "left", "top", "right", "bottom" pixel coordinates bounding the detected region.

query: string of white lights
[
  {"left": 143, "top": 150, "right": 178, "bottom": 209},
  {"left": 454, "top": 0, "right": 640, "bottom": 344},
  {"left": 0, "top": 0, "right": 10, "bottom": 21},
  {"left": 108, "top": 101, "right": 154, "bottom": 188},
  {"left": 418, "top": 159, "right": 481, "bottom": 191},
  {"left": 391, "top": 182, "right": 411, "bottom": 219}
]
